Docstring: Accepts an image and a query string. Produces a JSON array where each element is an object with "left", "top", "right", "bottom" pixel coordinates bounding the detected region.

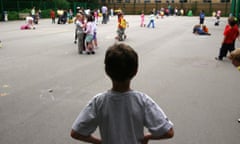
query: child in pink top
[{"left": 140, "top": 11, "right": 145, "bottom": 27}]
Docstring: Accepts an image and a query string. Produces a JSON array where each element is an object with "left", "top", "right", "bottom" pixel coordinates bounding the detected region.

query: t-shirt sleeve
[
  {"left": 144, "top": 97, "right": 173, "bottom": 137},
  {"left": 72, "top": 97, "right": 98, "bottom": 136},
  {"left": 223, "top": 25, "right": 230, "bottom": 36}
]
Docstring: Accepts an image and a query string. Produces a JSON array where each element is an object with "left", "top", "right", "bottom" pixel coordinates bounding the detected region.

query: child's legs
[
  {"left": 74, "top": 28, "right": 78, "bottom": 41},
  {"left": 140, "top": 19, "right": 144, "bottom": 26},
  {"left": 83, "top": 34, "right": 86, "bottom": 51},
  {"left": 228, "top": 42, "right": 235, "bottom": 53},
  {"left": 152, "top": 20, "right": 155, "bottom": 28},
  {"left": 85, "top": 34, "right": 94, "bottom": 51},
  {"left": 93, "top": 32, "right": 97, "bottom": 47},
  {"left": 219, "top": 44, "right": 229, "bottom": 59},
  {"left": 118, "top": 28, "right": 124, "bottom": 40},
  {"left": 148, "top": 20, "right": 154, "bottom": 27},
  {"left": 147, "top": 21, "right": 151, "bottom": 27}
]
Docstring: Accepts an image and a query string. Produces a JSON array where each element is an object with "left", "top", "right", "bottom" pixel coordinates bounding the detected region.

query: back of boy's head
[
  {"left": 104, "top": 43, "right": 138, "bottom": 82},
  {"left": 228, "top": 16, "right": 237, "bottom": 26}
]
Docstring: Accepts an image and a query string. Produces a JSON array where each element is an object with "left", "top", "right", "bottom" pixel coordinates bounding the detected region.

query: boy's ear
[{"left": 132, "top": 67, "right": 138, "bottom": 77}]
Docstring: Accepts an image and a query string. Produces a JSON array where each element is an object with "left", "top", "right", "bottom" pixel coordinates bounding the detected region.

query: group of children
[
  {"left": 140, "top": 11, "right": 155, "bottom": 28},
  {"left": 193, "top": 24, "right": 211, "bottom": 35},
  {"left": 74, "top": 11, "right": 98, "bottom": 55}
]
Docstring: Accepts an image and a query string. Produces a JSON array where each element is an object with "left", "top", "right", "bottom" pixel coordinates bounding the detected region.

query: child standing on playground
[
  {"left": 92, "top": 16, "right": 98, "bottom": 49},
  {"left": 140, "top": 11, "right": 145, "bottom": 27},
  {"left": 147, "top": 11, "right": 155, "bottom": 28},
  {"left": 116, "top": 13, "right": 128, "bottom": 41},
  {"left": 215, "top": 16, "right": 239, "bottom": 61},
  {"left": 71, "top": 43, "right": 174, "bottom": 144},
  {"left": 199, "top": 10, "right": 205, "bottom": 26},
  {"left": 84, "top": 15, "right": 95, "bottom": 54},
  {"left": 50, "top": 9, "right": 55, "bottom": 24},
  {"left": 75, "top": 13, "right": 85, "bottom": 54}
]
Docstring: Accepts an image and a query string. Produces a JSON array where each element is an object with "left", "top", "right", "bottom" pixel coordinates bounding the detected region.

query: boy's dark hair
[
  {"left": 228, "top": 16, "right": 237, "bottom": 26},
  {"left": 87, "top": 14, "right": 94, "bottom": 22},
  {"left": 104, "top": 43, "right": 138, "bottom": 82}
]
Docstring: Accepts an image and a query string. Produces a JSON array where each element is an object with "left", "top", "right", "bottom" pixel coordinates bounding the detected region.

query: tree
[{"left": 54, "top": 0, "right": 70, "bottom": 9}]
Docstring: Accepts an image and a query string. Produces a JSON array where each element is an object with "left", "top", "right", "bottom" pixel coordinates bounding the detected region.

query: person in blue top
[
  {"left": 70, "top": 43, "right": 174, "bottom": 144},
  {"left": 199, "top": 10, "right": 205, "bottom": 26}
]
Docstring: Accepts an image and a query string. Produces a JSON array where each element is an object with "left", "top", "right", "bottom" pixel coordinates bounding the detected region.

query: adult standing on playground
[
  {"left": 101, "top": 5, "right": 108, "bottom": 24},
  {"left": 31, "top": 6, "right": 35, "bottom": 19}
]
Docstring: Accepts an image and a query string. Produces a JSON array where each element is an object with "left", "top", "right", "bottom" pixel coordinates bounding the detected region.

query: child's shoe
[{"left": 215, "top": 57, "right": 222, "bottom": 61}]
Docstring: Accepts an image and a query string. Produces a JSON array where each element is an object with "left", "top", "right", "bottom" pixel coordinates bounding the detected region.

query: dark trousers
[
  {"left": 77, "top": 32, "right": 84, "bottom": 54},
  {"left": 218, "top": 43, "right": 235, "bottom": 59},
  {"left": 102, "top": 13, "right": 107, "bottom": 24}
]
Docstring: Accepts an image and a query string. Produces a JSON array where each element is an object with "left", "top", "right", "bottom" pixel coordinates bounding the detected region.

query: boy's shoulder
[{"left": 94, "top": 90, "right": 149, "bottom": 100}]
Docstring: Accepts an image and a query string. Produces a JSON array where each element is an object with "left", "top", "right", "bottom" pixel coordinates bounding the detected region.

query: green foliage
[
  {"left": 20, "top": 9, "right": 31, "bottom": 13},
  {"left": 54, "top": 0, "right": 70, "bottom": 9},
  {"left": 7, "top": 11, "right": 19, "bottom": 20},
  {"left": 40, "top": 9, "right": 51, "bottom": 18}
]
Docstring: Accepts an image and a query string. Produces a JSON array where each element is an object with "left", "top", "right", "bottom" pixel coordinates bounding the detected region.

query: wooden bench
[{"left": 18, "top": 13, "right": 30, "bottom": 20}]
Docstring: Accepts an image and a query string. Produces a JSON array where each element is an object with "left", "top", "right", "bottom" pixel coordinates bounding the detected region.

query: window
[
  {"left": 116, "top": 0, "right": 121, "bottom": 3},
  {"left": 144, "top": 0, "right": 150, "bottom": 3},
  {"left": 179, "top": 0, "right": 187, "bottom": 3},
  {"left": 220, "top": 0, "right": 230, "bottom": 2},
  {"left": 203, "top": 0, "right": 211, "bottom": 2}
]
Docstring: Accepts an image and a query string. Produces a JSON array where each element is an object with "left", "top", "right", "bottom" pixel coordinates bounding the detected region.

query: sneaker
[
  {"left": 215, "top": 57, "right": 222, "bottom": 61},
  {"left": 91, "top": 51, "right": 95, "bottom": 54},
  {"left": 74, "top": 40, "right": 77, "bottom": 44},
  {"left": 238, "top": 118, "right": 240, "bottom": 123}
]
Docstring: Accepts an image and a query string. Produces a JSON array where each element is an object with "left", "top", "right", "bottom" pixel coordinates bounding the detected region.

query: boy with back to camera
[{"left": 70, "top": 43, "right": 174, "bottom": 144}]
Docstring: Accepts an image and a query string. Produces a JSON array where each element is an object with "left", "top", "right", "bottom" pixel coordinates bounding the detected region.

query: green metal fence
[{"left": 1, "top": 0, "right": 57, "bottom": 12}]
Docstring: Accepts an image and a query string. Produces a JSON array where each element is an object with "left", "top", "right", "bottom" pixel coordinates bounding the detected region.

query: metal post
[
  {"left": 133, "top": 0, "right": 136, "bottom": 14},
  {"left": 237, "top": 0, "right": 240, "bottom": 19},
  {"left": 224, "top": 0, "right": 228, "bottom": 16},
  {"left": 144, "top": 1, "right": 146, "bottom": 14},
  {"left": 17, "top": 0, "right": 20, "bottom": 12},
  {"left": 0, "top": 0, "right": 3, "bottom": 13},
  {"left": 231, "top": 0, "right": 236, "bottom": 16},
  {"left": 209, "top": 1, "right": 212, "bottom": 16}
]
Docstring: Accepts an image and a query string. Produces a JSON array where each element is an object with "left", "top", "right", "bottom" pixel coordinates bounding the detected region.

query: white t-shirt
[{"left": 72, "top": 90, "right": 173, "bottom": 144}]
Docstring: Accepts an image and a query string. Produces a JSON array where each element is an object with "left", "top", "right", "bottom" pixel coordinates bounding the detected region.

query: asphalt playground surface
[{"left": 0, "top": 15, "right": 240, "bottom": 144}]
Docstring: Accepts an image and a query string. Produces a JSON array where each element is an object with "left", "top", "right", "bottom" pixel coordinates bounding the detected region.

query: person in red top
[
  {"left": 215, "top": 16, "right": 239, "bottom": 61},
  {"left": 50, "top": 9, "right": 55, "bottom": 24}
]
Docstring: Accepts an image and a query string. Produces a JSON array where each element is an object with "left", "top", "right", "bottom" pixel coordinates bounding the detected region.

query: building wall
[{"left": 105, "top": 2, "right": 231, "bottom": 16}]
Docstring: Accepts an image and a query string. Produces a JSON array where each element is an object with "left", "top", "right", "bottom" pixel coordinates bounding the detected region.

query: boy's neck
[{"left": 112, "top": 80, "right": 131, "bottom": 92}]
